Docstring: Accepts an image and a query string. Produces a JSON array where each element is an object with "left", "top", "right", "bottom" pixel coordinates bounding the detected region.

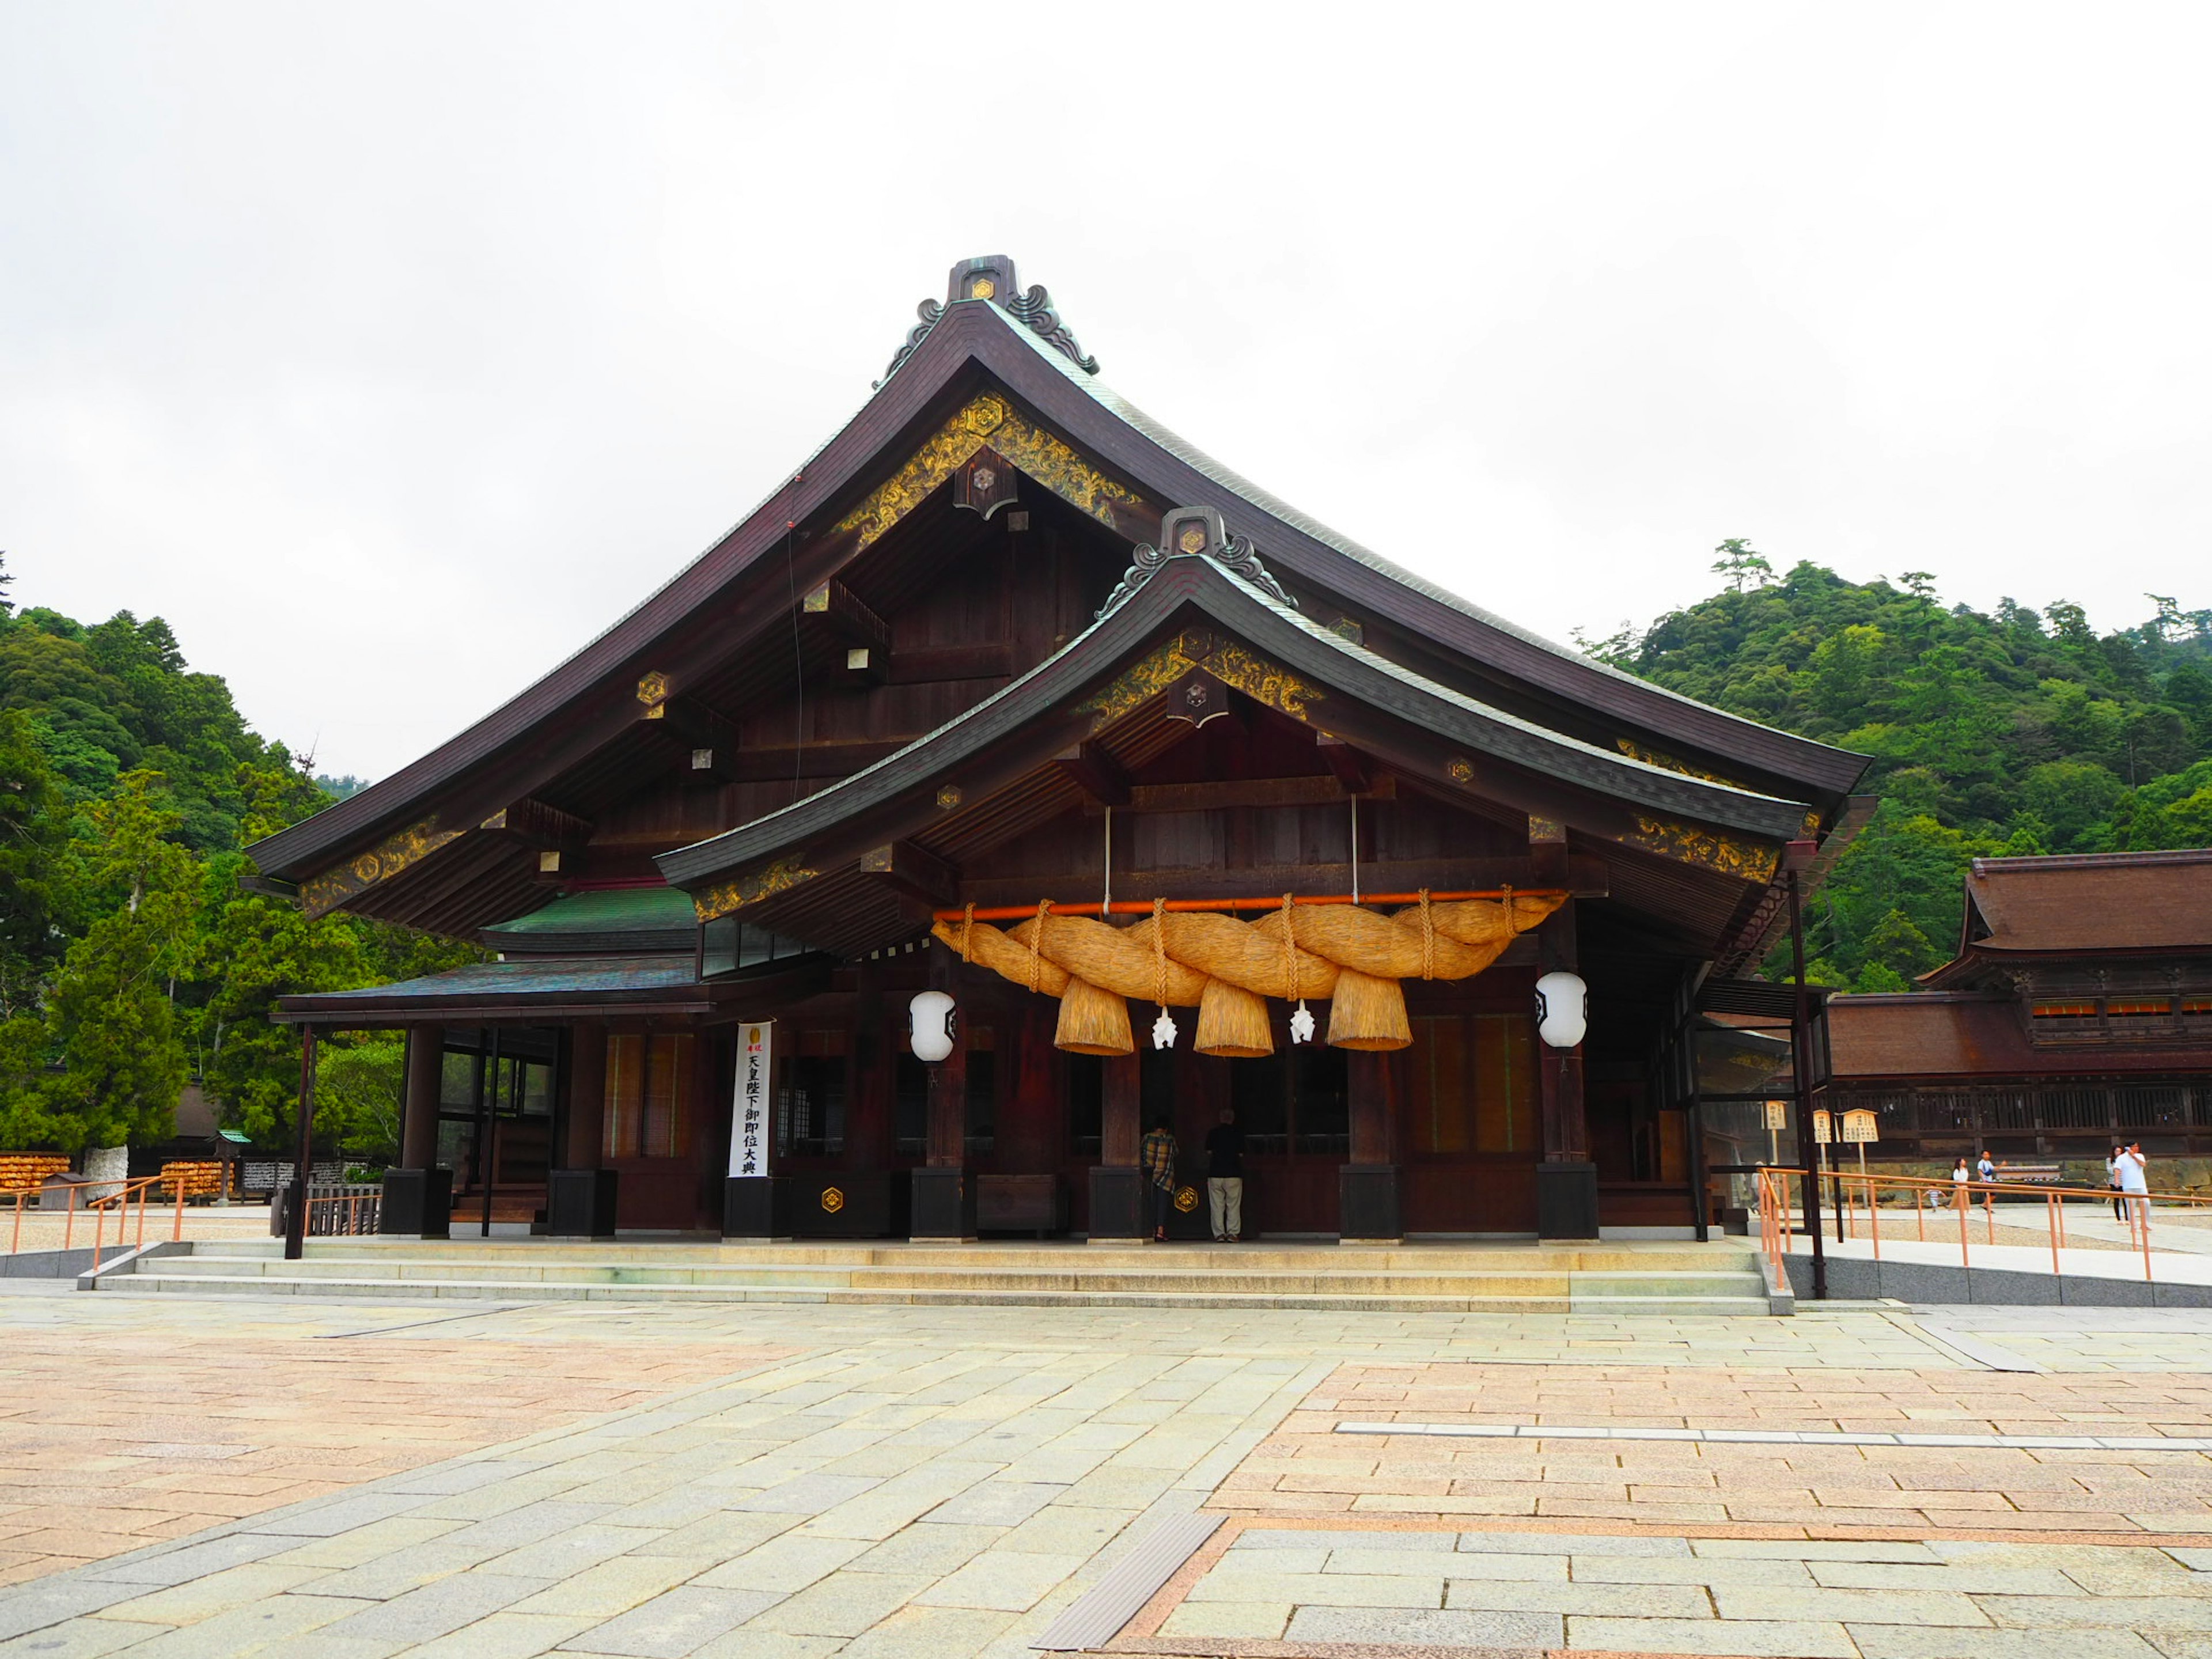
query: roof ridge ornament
[
  {"left": 876, "top": 255, "right": 1100, "bottom": 388},
  {"left": 1096, "top": 505, "right": 1296, "bottom": 619}
]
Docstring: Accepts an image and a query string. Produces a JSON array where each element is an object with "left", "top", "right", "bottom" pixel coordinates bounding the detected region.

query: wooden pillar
[
  {"left": 400, "top": 1025, "right": 443, "bottom": 1169},
  {"left": 1101, "top": 1052, "right": 1141, "bottom": 1166},
  {"left": 1537, "top": 902, "right": 1588, "bottom": 1161},
  {"left": 912, "top": 946, "right": 973, "bottom": 1237},
  {"left": 1340, "top": 1048, "right": 1401, "bottom": 1243},
  {"left": 564, "top": 1021, "right": 607, "bottom": 1169},
  {"left": 1347, "top": 1050, "right": 1395, "bottom": 1165},
  {"left": 850, "top": 957, "right": 890, "bottom": 1171},
  {"left": 1536, "top": 898, "right": 1599, "bottom": 1238}
]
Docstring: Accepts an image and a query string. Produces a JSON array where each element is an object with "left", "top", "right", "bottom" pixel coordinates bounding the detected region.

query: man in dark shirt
[{"left": 1203, "top": 1108, "right": 1246, "bottom": 1243}]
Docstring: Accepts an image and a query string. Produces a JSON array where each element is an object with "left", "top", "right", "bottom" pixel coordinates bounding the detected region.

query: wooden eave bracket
[
  {"left": 1316, "top": 732, "right": 1372, "bottom": 794},
  {"left": 1049, "top": 741, "right": 1130, "bottom": 807},
  {"left": 857, "top": 840, "right": 962, "bottom": 915},
  {"left": 801, "top": 580, "right": 891, "bottom": 649},
  {"left": 640, "top": 692, "right": 738, "bottom": 781}
]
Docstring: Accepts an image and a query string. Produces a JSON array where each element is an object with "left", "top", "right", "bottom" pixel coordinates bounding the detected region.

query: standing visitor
[
  {"left": 2108, "top": 1146, "right": 2127, "bottom": 1223},
  {"left": 1205, "top": 1108, "right": 1246, "bottom": 1243},
  {"left": 2117, "top": 1142, "right": 2150, "bottom": 1237},
  {"left": 1976, "top": 1150, "right": 1996, "bottom": 1185},
  {"left": 1952, "top": 1157, "right": 1971, "bottom": 1211},
  {"left": 1141, "top": 1117, "right": 1178, "bottom": 1243}
]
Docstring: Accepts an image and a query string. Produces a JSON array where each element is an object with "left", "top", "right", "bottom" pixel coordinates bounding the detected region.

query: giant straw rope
[{"left": 929, "top": 890, "right": 1564, "bottom": 1056}]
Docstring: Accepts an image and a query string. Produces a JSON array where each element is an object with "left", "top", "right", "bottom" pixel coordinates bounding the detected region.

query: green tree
[
  {"left": 38, "top": 774, "right": 199, "bottom": 1149},
  {"left": 0, "top": 709, "right": 70, "bottom": 1017},
  {"left": 1710, "top": 538, "right": 1775, "bottom": 592},
  {"left": 315, "top": 1035, "right": 407, "bottom": 1164}
]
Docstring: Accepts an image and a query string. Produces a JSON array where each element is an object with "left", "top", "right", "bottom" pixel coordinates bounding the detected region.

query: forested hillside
[
  {"left": 1582, "top": 545, "right": 2212, "bottom": 990},
  {"left": 0, "top": 552, "right": 472, "bottom": 1158}
]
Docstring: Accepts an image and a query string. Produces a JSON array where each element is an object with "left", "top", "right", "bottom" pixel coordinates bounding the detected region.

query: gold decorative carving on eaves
[
  {"left": 1614, "top": 736, "right": 1745, "bottom": 790},
  {"left": 300, "top": 818, "right": 466, "bottom": 919},
  {"left": 1618, "top": 816, "right": 1780, "bottom": 882},
  {"left": 831, "top": 393, "right": 1144, "bottom": 551},
  {"left": 691, "top": 858, "right": 819, "bottom": 923},
  {"left": 1075, "top": 637, "right": 1323, "bottom": 730}
]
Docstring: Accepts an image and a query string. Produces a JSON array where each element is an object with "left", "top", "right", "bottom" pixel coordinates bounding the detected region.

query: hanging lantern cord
[{"left": 1419, "top": 887, "right": 1435, "bottom": 981}]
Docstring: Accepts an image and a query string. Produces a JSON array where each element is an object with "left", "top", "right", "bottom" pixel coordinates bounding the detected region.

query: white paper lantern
[
  {"left": 908, "top": 990, "right": 957, "bottom": 1063},
  {"left": 1534, "top": 971, "right": 1588, "bottom": 1048}
]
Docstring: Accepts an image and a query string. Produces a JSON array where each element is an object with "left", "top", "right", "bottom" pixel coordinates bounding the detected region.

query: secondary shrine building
[{"left": 259, "top": 255, "right": 1871, "bottom": 1244}]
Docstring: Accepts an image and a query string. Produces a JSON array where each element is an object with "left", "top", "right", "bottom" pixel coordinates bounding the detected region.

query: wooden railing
[
  {"left": 1758, "top": 1164, "right": 2209, "bottom": 1287},
  {"left": 271, "top": 1183, "right": 382, "bottom": 1238},
  {"left": 5, "top": 1174, "right": 190, "bottom": 1270}
]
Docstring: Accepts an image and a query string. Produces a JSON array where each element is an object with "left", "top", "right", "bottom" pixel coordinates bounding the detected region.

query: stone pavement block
[
  {"left": 846, "top": 1522, "right": 1006, "bottom": 1577},
  {"left": 693, "top": 1531, "right": 870, "bottom": 1593},
  {"left": 830, "top": 1604, "right": 1017, "bottom": 1658},
  {"left": 510, "top": 1554, "right": 713, "bottom": 1618},
  {"left": 687, "top": 1631, "right": 841, "bottom": 1659},
  {"left": 1812, "top": 1559, "right": 2085, "bottom": 1594},
  {"left": 911, "top": 1549, "right": 1085, "bottom": 1611},
  {"left": 742, "top": 1571, "right": 935, "bottom": 1638},
  {"left": 1575, "top": 1554, "right": 1816, "bottom": 1586},
  {"left": 266, "top": 1517, "right": 468, "bottom": 1571},
  {"left": 1715, "top": 1585, "right": 1991, "bottom": 1626},
  {"left": 482, "top": 1524, "right": 668, "bottom": 1581},
  {"left": 730, "top": 1475, "right": 882, "bottom": 1516},
  {"left": 239, "top": 1493, "right": 431, "bottom": 1539},
  {"left": 1697, "top": 1537, "right": 1943, "bottom": 1562},
  {"left": 2168, "top": 1548, "right": 2212, "bottom": 1570},
  {"left": 1158, "top": 1599, "right": 1293, "bottom": 1638},
  {"left": 402, "top": 1610, "right": 599, "bottom": 1658},
  {"left": 921, "top": 1483, "right": 1064, "bottom": 1528},
  {"left": 305, "top": 1537, "right": 510, "bottom": 1601},
  {"left": 1287, "top": 1604, "right": 1563, "bottom": 1646},
  {"left": 0, "top": 1619, "right": 167, "bottom": 1657},
  {"left": 435, "top": 1502, "right": 619, "bottom": 1555},
  {"left": 308, "top": 1571, "right": 548, "bottom": 1645},
  {"left": 995, "top": 1503, "right": 1131, "bottom": 1558},
  {"left": 1852, "top": 1626, "right": 2162, "bottom": 1658},
  {"left": 1443, "top": 1578, "right": 1710, "bottom": 1616},
  {"left": 0, "top": 1581, "right": 147, "bottom": 1643},
  {"left": 80, "top": 1592, "right": 376, "bottom": 1657},
  {"left": 79, "top": 1531, "right": 302, "bottom": 1586},
  {"left": 2060, "top": 1552, "right": 2212, "bottom": 1594},
  {"left": 1463, "top": 1528, "right": 1692, "bottom": 1556},
  {"left": 1190, "top": 1569, "right": 1443, "bottom": 1607},
  {"left": 1984, "top": 1594, "right": 2212, "bottom": 1631},
  {"left": 94, "top": 1562, "right": 332, "bottom": 1625},
  {"left": 1569, "top": 1614, "right": 1858, "bottom": 1656},
  {"left": 552, "top": 1586, "right": 780, "bottom": 1656},
  {"left": 623, "top": 1510, "right": 798, "bottom": 1560}
]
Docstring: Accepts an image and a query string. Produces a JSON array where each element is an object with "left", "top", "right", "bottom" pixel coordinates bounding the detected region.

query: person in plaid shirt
[{"left": 1141, "top": 1118, "right": 1179, "bottom": 1243}]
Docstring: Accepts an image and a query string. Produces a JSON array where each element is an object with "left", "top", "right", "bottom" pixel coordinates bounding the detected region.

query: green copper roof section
[{"left": 482, "top": 887, "right": 696, "bottom": 938}]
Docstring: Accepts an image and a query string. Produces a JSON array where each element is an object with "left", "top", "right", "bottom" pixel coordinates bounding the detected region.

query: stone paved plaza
[{"left": 7, "top": 1286, "right": 2212, "bottom": 1656}]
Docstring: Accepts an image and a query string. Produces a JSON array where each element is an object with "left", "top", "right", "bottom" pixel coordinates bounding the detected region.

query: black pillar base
[
  {"left": 548, "top": 1168, "right": 619, "bottom": 1238},
  {"left": 378, "top": 1168, "right": 453, "bottom": 1239},
  {"left": 1086, "top": 1166, "right": 1146, "bottom": 1241},
  {"left": 1537, "top": 1160, "right": 1600, "bottom": 1241},
  {"left": 724, "top": 1177, "right": 790, "bottom": 1239},
  {"left": 1339, "top": 1164, "right": 1402, "bottom": 1242},
  {"left": 909, "top": 1166, "right": 974, "bottom": 1240}
]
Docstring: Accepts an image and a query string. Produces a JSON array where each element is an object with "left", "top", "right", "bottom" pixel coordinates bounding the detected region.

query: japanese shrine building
[{"left": 259, "top": 255, "right": 1871, "bottom": 1244}]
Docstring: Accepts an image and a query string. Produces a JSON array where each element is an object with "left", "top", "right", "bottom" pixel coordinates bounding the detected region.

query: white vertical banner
[{"left": 730, "top": 1021, "right": 773, "bottom": 1178}]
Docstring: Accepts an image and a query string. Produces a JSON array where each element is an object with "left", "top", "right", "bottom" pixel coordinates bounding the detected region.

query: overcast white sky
[{"left": 3, "top": 3, "right": 2207, "bottom": 782}]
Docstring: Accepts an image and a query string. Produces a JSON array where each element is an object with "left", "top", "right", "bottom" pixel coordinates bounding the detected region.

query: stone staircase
[{"left": 104, "top": 1238, "right": 1779, "bottom": 1315}]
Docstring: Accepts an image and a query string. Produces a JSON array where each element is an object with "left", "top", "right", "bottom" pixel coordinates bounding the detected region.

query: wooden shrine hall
[{"left": 257, "top": 254, "right": 1871, "bottom": 1247}]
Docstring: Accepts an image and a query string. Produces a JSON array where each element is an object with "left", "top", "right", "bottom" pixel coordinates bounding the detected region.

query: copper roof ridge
[{"left": 1970, "top": 848, "right": 2212, "bottom": 875}]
